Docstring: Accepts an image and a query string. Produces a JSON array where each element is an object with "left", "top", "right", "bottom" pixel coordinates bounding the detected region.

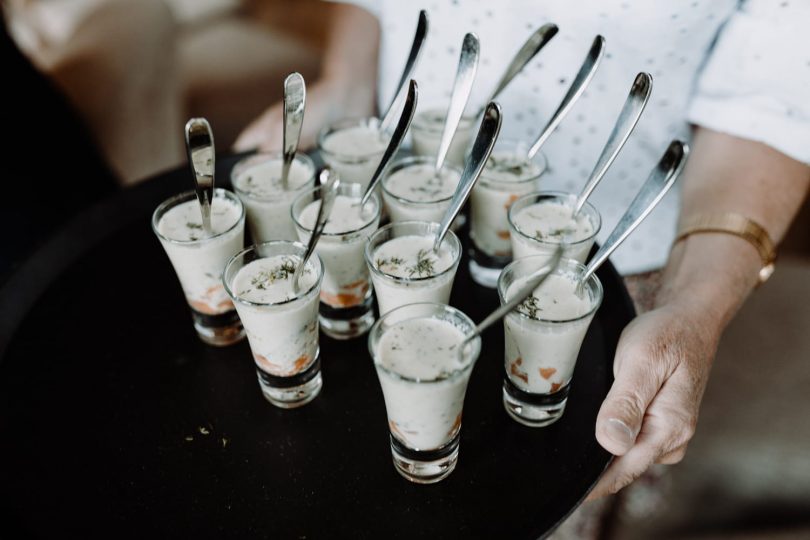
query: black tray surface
[{"left": 0, "top": 156, "right": 634, "bottom": 539}]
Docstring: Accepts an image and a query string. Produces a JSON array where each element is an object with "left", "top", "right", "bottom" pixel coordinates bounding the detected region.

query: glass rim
[
  {"left": 151, "top": 188, "right": 245, "bottom": 246},
  {"left": 230, "top": 152, "right": 316, "bottom": 202},
  {"left": 291, "top": 183, "right": 381, "bottom": 237},
  {"left": 368, "top": 302, "right": 481, "bottom": 384},
  {"left": 508, "top": 190, "right": 602, "bottom": 246},
  {"left": 222, "top": 240, "right": 324, "bottom": 308},
  {"left": 381, "top": 156, "right": 463, "bottom": 205},
  {"left": 316, "top": 117, "right": 388, "bottom": 162},
  {"left": 479, "top": 138, "right": 548, "bottom": 185},
  {"left": 365, "top": 221, "right": 462, "bottom": 284},
  {"left": 412, "top": 107, "right": 476, "bottom": 134},
  {"left": 497, "top": 257, "right": 604, "bottom": 325}
]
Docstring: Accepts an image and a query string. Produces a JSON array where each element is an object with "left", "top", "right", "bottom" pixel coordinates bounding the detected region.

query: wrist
[{"left": 655, "top": 233, "right": 761, "bottom": 329}]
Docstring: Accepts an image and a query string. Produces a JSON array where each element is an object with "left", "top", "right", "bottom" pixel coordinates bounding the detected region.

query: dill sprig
[
  {"left": 376, "top": 256, "right": 405, "bottom": 271},
  {"left": 250, "top": 258, "right": 298, "bottom": 290},
  {"left": 517, "top": 295, "right": 543, "bottom": 319},
  {"left": 407, "top": 249, "right": 436, "bottom": 278}
]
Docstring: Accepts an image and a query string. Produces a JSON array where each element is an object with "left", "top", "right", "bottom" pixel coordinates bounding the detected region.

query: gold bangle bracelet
[{"left": 674, "top": 212, "right": 776, "bottom": 284}]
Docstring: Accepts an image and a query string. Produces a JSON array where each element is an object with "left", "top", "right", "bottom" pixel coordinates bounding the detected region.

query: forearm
[{"left": 656, "top": 127, "right": 810, "bottom": 329}]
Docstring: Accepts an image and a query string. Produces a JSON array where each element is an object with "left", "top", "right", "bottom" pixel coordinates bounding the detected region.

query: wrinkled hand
[{"left": 587, "top": 302, "right": 720, "bottom": 499}]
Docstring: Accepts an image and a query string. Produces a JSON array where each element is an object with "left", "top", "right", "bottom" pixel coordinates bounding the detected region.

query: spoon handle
[
  {"left": 359, "top": 79, "right": 419, "bottom": 208},
  {"left": 573, "top": 72, "right": 652, "bottom": 215},
  {"left": 435, "top": 32, "right": 479, "bottom": 171},
  {"left": 379, "top": 10, "right": 428, "bottom": 133},
  {"left": 527, "top": 35, "right": 606, "bottom": 159},
  {"left": 464, "top": 245, "right": 563, "bottom": 346},
  {"left": 581, "top": 140, "right": 689, "bottom": 285},
  {"left": 293, "top": 168, "right": 340, "bottom": 292},
  {"left": 282, "top": 72, "right": 306, "bottom": 190},
  {"left": 477, "top": 23, "right": 558, "bottom": 117},
  {"left": 184, "top": 117, "right": 215, "bottom": 236},
  {"left": 433, "top": 101, "right": 502, "bottom": 252}
]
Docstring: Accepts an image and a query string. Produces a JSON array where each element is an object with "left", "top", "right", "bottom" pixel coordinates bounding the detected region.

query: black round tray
[{"left": 0, "top": 156, "right": 634, "bottom": 539}]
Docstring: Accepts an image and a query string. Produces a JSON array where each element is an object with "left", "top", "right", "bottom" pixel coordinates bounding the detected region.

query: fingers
[
  {"left": 587, "top": 435, "right": 690, "bottom": 501},
  {"left": 657, "top": 445, "right": 687, "bottom": 465},
  {"left": 595, "top": 336, "right": 671, "bottom": 455},
  {"left": 586, "top": 435, "right": 658, "bottom": 500},
  {"left": 233, "top": 106, "right": 283, "bottom": 153}
]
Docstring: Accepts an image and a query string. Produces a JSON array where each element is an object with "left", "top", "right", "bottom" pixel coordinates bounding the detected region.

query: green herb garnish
[
  {"left": 407, "top": 249, "right": 436, "bottom": 278},
  {"left": 377, "top": 256, "right": 405, "bottom": 271},
  {"left": 250, "top": 258, "right": 298, "bottom": 290},
  {"left": 517, "top": 295, "right": 543, "bottom": 319}
]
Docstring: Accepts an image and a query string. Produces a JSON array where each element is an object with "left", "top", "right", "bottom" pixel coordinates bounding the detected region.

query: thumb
[{"left": 595, "top": 341, "right": 667, "bottom": 456}]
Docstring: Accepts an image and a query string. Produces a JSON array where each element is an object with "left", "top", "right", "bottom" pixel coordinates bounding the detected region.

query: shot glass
[
  {"left": 365, "top": 221, "right": 462, "bottom": 316},
  {"left": 368, "top": 303, "right": 481, "bottom": 483},
  {"left": 508, "top": 191, "right": 601, "bottom": 263},
  {"left": 223, "top": 241, "right": 324, "bottom": 408},
  {"left": 410, "top": 108, "right": 475, "bottom": 166},
  {"left": 469, "top": 139, "right": 546, "bottom": 288},
  {"left": 231, "top": 152, "right": 316, "bottom": 243},
  {"left": 497, "top": 257, "right": 603, "bottom": 427},
  {"left": 469, "top": 139, "right": 548, "bottom": 288},
  {"left": 292, "top": 181, "right": 381, "bottom": 339},
  {"left": 152, "top": 188, "right": 246, "bottom": 346},
  {"left": 317, "top": 118, "right": 388, "bottom": 191},
  {"left": 381, "top": 155, "right": 463, "bottom": 226}
]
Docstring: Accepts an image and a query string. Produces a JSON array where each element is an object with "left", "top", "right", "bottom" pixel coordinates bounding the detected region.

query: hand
[
  {"left": 233, "top": 77, "right": 375, "bottom": 153},
  {"left": 587, "top": 301, "right": 720, "bottom": 500}
]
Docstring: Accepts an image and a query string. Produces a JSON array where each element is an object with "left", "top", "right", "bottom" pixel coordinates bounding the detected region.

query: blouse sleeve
[{"left": 687, "top": 0, "right": 810, "bottom": 165}]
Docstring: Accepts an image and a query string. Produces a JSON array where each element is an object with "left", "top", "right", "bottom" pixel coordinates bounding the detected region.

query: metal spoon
[
  {"left": 358, "top": 79, "right": 419, "bottom": 208},
  {"left": 579, "top": 140, "right": 689, "bottom": 289},
  {"left": 458, "top": 245, "right": 564, "bottom": 349},
  {"left": 527, "top": 35, "right": 606, "bottom": 159},
  {"left": 379, "top": 10, "right": 428, "bottom": 133},
  {"left": 433, "top": 101, "right": 502, "bottom": 252},
  {"left": 292, "top": 168, "right": 341, "bottom": 293},
  {"left": 281, "top": 72, "right": 306, "bottom": 191},
  {"left": 435, "top": 32, "right": 480, "bottom": 172},
  {"left": 473, "top": 23, "right": 558, "bottom": 118},
  {"left": 184, "top": 117, "right": 216, "bottom": 237},
  {"left": 572, "top": 72, "right": 653, "bottom": 216}
]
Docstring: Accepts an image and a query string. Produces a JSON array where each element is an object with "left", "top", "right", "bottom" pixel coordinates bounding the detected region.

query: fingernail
[{"left": 606, "top": 418, "right": 636, "bottom": 449}]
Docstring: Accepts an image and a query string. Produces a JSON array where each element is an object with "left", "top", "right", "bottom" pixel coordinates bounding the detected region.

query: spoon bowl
[
  {"left": 572, "top": 72, "right": 653, "bottom": 216},
  {"left": 527, "top": 35, "right": 606, "bottom": 160},
  {"left": 579, "top": 140, "right": 689, "bottom": 290},
  {"left": 474, "top": 23, "right": 558, "bottom": 118},
  {"left": 281, "top": 72, "right": 306, "bottom": 191},
  {"left": 435, "top": 32, "right": 480, "bottom": 173},
  {"left": 184, "top": 118, "right": 216, "bottom": 237},
  {"left": 379, "top": 10, "right": 428, "bottom": 133},
  {"left": 358, "top": 79, "right": 419, "bottom": 209}
]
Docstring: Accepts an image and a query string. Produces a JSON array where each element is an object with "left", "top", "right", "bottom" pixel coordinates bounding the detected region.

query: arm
[
  {"left": 588, "top": 127, "right": 810, "bottom": 499},
  {"left": 233, "top": 2, "right": 380, "bottom": 152}
]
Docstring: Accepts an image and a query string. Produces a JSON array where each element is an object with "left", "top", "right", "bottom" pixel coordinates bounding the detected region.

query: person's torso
[{"left": 373, "top": 0, "right": 738, "bottom": 273}]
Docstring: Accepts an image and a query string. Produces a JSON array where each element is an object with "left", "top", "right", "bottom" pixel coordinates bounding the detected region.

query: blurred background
[{"left": 2, "top": 1, "right": 808, "bottom": 538}]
